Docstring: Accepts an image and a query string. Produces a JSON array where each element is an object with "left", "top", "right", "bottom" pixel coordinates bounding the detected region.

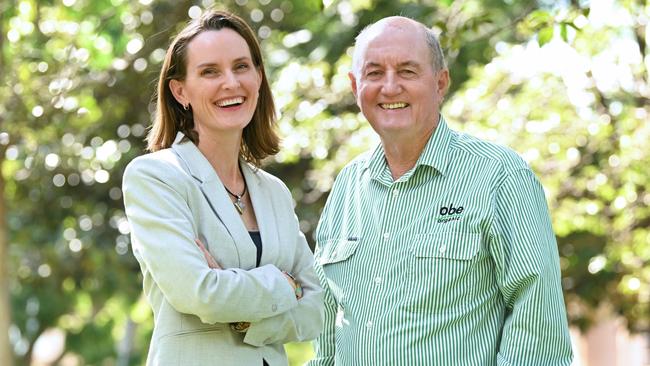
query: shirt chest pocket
[
  {"left": 318, "top": 238, "right": 360, "bottom": 266},
  {"left": 406, "top": 231, "right": 482, "bottom": 313},
  {"left": 409, "top": 231, "right": 481, "bottom": 260},
  {"left": 317, "top": 238, "right": 360, "bottom": 304}
]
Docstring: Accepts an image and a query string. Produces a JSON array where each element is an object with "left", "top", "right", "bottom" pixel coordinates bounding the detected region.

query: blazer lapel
[
  {"left": 242, "top": 161, "right": 280, "bottom": 266},
  {"left": 171, "top": 133, "right": 257, "bottom": 269}
]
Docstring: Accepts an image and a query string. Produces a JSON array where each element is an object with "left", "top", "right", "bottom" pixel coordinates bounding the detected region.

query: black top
[
  {"left": 248, "top": 231, "right": 262, "bottom": 267},
  {"left": 250, "top": 230, "right": 266, "bottom": 366}
]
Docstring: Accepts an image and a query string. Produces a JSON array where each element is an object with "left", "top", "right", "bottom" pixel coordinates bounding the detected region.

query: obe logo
[
  {"left": 439, "top": 204, "right": 464, "bottom": 216},
  {"left": 437, "top": 203, "right": 464, "bottom": 223}
]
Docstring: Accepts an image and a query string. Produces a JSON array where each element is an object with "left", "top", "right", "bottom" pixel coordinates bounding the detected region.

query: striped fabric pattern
[{"left": 308, "top": 116, "right": 573, "bottom": 366}]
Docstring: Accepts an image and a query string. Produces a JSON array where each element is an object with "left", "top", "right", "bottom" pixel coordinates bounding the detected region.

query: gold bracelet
[{"left": 229, "top": 321, "right": 250, "bottom": 333}]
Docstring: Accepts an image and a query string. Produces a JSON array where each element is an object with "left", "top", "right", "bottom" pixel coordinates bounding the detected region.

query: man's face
[{"left": 350, "top": 22, "right": 448, "bottom": 141}]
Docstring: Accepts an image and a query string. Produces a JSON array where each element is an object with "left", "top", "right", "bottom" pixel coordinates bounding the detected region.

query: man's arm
[
  {"left": 306, "top": 251, "right": 337, "bottom": 366},
  {"left": 489, "top": 168, "right": 573, "bottom": 366}
]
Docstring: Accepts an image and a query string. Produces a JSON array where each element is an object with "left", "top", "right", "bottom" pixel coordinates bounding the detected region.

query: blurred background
[{"left": 1, "top": 0, "right": 648, "bottom": 365}]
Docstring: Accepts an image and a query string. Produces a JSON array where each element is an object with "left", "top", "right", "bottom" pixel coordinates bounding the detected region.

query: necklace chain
[{"left": 223, "top": 166, "right": 247, "bottom": 215}]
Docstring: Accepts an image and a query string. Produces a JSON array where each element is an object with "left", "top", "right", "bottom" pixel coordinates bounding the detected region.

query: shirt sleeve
[
  {"left": 306, "top": 164, "right": 356, "bottom": 365},
  {"left": 305, "top": 246, "right": 337, "bottom": 366},
  {"left": 488, "top": 168, "right": 573, "bottom": 366},
  {"left": 123, "top": 158, "right": 297, "bottom": 324},
  {"left": 243, "top": 214, "right": 325, "bottom": 346}
]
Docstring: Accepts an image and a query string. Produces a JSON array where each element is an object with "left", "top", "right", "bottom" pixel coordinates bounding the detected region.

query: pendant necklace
[{"left": 224, "top": 167, "right": 247, "bottom": 215}]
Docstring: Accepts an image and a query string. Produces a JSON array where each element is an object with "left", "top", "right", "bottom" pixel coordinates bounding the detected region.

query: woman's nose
[{"left": 222, "top": 71, "right": 240, "bottom": 89}]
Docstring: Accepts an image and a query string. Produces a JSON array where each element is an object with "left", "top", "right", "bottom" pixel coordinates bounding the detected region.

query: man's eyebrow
[
  {"left": 362, "top": 62, "right": 382, "bottom": 70},
  {"left": 397, "top": 60, "right": 421, "bottom": 68},
  {"left": 362, "top": 60, "right": 422, "bottom": 70}
]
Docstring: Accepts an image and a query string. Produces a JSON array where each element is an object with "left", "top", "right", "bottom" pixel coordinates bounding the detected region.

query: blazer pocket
[
  {"left": 156, "top": 326, "right": 229, "bottom": 366},
  {"left": 159, "top": 324, "right": 226, "bottom": 341},
  {"left": 409, "top": 231, "right": 480, "bottom": 260}
]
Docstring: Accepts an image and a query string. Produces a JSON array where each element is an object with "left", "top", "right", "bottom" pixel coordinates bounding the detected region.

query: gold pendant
[{"left": 233, "top": 199, "right": 245, "bottom": 215}]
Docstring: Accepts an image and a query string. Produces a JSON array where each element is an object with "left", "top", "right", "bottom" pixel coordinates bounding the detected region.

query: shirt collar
[
  {"left": 415, "top": 115, "right": 453, "bottom": 176},
  {"left": 363, "top": 115, "right": 453, "bottom": 179}
]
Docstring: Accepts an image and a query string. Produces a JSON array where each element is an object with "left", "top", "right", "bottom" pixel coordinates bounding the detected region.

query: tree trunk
[
  {"left": 0, "top": 152, "right": 13, "bottom": 366},
  {"left": 117, "top": 318, "right": 136, "bottom": 366},
  {"left": 0, "top": 0, "right": 14, "bottom": 361}
]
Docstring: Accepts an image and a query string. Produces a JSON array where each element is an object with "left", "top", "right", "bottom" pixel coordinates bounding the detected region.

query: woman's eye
[
  {"left": 201, "top": 69, "right": 217, "bottom": 76},
  {"left": 236, "top": 63, "right": 250, "bottom": 71}
]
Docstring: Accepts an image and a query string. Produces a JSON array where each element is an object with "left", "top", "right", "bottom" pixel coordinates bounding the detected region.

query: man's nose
[{"left": 380, "top": 72, "right": 402, "bottom": 96}]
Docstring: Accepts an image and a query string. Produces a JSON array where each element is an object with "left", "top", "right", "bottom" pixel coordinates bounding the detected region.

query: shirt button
[
  {"left": 365, "top": 320, "right": 373, "bottom": 328},
  {"left": 374, "top": 277, "right": 382, "bottom": 285},
  {"left": 392, "top": 189, "right": 399, "bottom": 197},
  {"left": 439, "top": 245, "right": 447, "bottom": 253},
  {"left": 383, "top": 233, "right": 390, "bottom": 241},
  {"left": 331, "top": 250, "right": 337, "bottom": 257},
  {"left": 272, "top": 304, "right": 278, "bottom": 312}
]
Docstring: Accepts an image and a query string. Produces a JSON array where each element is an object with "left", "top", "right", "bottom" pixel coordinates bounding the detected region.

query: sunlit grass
[{"left": 285, "top": 341, "right": 315, "bottom": 366}]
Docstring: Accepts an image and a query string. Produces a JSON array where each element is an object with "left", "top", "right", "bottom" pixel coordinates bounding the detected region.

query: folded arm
[
  {"left": 242, "top": 184, "right": 325, "bottom": 346},
  {"left": 123, "top": 159, "right": 297, "bottom": 324}
]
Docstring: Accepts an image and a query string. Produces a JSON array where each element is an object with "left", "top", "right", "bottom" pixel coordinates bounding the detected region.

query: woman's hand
[
  {"left": 195, "top": 238, "right": 251, "bottom": 333},
  {"left": 194, "top": 238, "right": 221, "bottom": 269},
  {"left": 282, "top": 271, "right": 303, "bottom": 300}
]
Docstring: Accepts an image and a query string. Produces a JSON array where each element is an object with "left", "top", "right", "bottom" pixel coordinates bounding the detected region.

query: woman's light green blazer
[{"left": 123, "top": 133, "right": 324, "bottom": 365}]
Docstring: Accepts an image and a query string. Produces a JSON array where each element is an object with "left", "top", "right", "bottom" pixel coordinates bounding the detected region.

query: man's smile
[{"left": 379, "top": 102, "right": 409, "bottom": 110}]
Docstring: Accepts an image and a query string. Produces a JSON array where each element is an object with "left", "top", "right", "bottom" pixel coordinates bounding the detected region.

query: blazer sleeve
[
  {"left": 123, "top": 157, "right": 298, "bottom": 324},
  {"left": 243, "top": 184, "right": 324, "bottom": 346}
]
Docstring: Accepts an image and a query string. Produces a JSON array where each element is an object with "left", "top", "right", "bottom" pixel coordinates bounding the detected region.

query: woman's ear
[
  {"left": 256, "top": 67, "right": 263, "bottom": 90},
  {"left": 169, "top": 79, "right": 187, "bottom": 107}
]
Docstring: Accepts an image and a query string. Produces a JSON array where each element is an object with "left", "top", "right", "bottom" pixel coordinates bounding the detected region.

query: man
[{"left": 309, "top": 16, "right": 573, "bottom": 366}]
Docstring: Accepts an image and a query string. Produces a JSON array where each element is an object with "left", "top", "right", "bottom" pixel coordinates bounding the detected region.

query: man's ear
[
  {"left": 436, "top": 69, "right": 450, "bottom": 96},
  {"left": 169, "top": 79, "right": 187, "bottom": 106},
  {"left": 348, "top": 72, "right": 358, "bottom": 99}
]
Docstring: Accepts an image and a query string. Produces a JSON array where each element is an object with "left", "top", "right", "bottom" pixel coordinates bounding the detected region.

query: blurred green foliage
[{"left": 0, "top": 0, "right": 647, "bottom": 364}]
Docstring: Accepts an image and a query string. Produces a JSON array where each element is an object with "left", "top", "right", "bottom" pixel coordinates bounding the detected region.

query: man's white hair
[{"left": 350, "top": 17, "right": 447, "bottom": 79}]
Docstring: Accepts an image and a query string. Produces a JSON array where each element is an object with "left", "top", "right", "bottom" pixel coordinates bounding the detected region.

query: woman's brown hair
[{"left": 146, "top": 9, "right": 279, "bottom": 166}]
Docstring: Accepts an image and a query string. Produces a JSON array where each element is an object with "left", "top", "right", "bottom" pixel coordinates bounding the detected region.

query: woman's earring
[{"left": 183, "top": 103, "right": 189, "bottom": 111}]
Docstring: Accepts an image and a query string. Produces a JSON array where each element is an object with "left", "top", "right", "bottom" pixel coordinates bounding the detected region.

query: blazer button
[{"left": 272, "top": 304, "right": 278, "bottom": 312}]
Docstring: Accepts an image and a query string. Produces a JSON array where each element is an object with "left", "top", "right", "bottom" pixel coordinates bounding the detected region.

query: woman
[{"left": 122, "top": 9, "right": 323, "bottom": 365}]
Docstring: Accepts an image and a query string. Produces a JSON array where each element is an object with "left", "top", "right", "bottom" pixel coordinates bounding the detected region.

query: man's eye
[{"left": 366, "top": 70, "right": 381, "bottom": 77}]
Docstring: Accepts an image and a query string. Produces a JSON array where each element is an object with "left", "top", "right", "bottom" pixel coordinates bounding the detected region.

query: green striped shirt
[{"left": 309, "top": 116, "right": 573, "bottom": 366}]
